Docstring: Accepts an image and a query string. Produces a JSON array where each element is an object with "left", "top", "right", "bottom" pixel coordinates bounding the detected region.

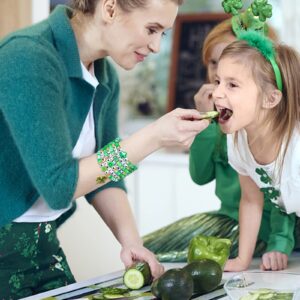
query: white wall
[{"left": 57, "top": 197, "right": 124, "bottom": 282}]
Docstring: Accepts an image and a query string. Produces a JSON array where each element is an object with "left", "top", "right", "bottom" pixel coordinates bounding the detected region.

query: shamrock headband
[
  {"left": 222, "top": 0, "right": 272, "bottom": 36},
  {"left": 238, "top": 31, "right": 283, "bottom": 91},
  {"left": 222, "top": 0, "right": 283, "bottom": 92}
]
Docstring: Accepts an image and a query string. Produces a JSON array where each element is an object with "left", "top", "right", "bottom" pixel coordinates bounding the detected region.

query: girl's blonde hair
[
  {"left": 70, "top": 0, "right": 184, "bottom": 15},
  {"left": 202, "top": 18, "right": 278, "bottom": 67},
  {"left": 221, "top": 40, "right": 300, "bottom": 169}
]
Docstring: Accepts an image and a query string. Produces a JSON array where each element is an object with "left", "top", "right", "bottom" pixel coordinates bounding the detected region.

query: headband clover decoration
[
  {"left": 221, "top": 0, "right": 283, "bottom": 92},
  {"left": 222, "top": 0, "right": 272, "bottom": 36}
]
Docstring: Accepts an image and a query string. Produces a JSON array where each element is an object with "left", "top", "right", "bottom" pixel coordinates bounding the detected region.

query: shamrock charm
[
  {"left": 256, "top": 167, "right": 285, "bottom": 213},
  {"left": 222, "top": 0, "right": 243, "bottom": 15},
  {"left": 251, "top": 0, "right": 272, "bottom": 22},
  {"left": 255, "top": 168, "right": 272, "bottom": 184},
  {"left": 260, "top": 187, "right": 280, "bottom": 202}
]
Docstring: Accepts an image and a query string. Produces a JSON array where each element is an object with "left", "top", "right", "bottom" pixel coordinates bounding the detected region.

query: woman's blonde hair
[
  {"left": 221, "top": 40, "right": 300, "bottom": 169},
  {"left": 70, "top": 0, "right": 184, "bottom": 15},
  {"left": 202, "top": 18, "right": 278, "bottom": 67}
]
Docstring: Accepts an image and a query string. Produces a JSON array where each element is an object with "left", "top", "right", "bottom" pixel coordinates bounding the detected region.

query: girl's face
[
  {"left": 101, "top": 0, "right": 178, "bottom": 70},
  {"left": 213, "top": 57, "right": 262, "bottom": 135},
  {"left": 207, "top": 37, "right": 236, "bottom": 83}
]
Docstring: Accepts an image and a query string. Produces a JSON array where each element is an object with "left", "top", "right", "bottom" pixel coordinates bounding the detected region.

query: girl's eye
[
  {"left": 214, "top": 79, "right": 220, "bottom": 85},
  {"left": 210, "top": 59, "right": 217, "bottom": 66},
  {"left": 229, "top": 82, "right": 238, "bottom": 88}
]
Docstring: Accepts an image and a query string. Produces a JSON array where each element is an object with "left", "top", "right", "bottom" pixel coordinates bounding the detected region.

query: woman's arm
[
  {"left": 91, "top": 187, "right": 164, "bottom": 278},
  {"left": 224, "top": 174, "right": 264, "bottom": 271},
  {"left": 74, "top": 108, "right": 209, "bottom": 199}
]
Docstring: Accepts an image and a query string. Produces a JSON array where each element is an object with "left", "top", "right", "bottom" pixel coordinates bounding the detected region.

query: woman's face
[
  {"left": 213, "top": 57, "right": 261, "bottom": 135},
  {"left": 207, "top": 36, "right": 236, "bottom": 83},
  {"left": 101, "top": 0, "right": 178, "bottom": 70}
]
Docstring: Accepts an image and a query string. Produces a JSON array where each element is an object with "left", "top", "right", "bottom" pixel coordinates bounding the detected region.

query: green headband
[
  {"left": 222, "top": 0, "right": 283, "bottom": 92},
  {"left": 238, "top": 31, "right": 283, "bottom": 91}
]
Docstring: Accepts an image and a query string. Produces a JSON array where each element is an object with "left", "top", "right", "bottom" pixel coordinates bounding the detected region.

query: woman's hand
[
  {"left": 152, "top": 108, "right": 209, "bottom": 149},
  {"left": 120, "top": 244, "right": 164, "bottom": 279},
  {"left": 224, "top": 257, "right": 250, "bottom": 272},
  {"left": 194, "top": 83, "right": 215, "bottom": 112},
  {"left": 260, "top": 251, "right": 288, "bottom": 271}
]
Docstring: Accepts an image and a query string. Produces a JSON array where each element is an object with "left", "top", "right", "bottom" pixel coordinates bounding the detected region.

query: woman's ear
[
  {"left": 101, "top": 0, "right": 117, "bottom": 23},
  {"left": 262, "top": 89, "right": 282, "bottom": 109}
]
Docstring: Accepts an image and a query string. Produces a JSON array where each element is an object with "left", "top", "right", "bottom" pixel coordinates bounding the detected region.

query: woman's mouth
[
  {"left": 135, "top": 52, "right": 146, "bottom": 62},
  {"left": 218, "top": 108, "right": 233, "bottom": 124}
]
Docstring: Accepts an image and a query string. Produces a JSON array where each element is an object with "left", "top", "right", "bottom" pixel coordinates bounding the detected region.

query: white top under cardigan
[
  {"left": 227, "top": 127, "right": 300, "bottom": 216},
  {"left": 14, "top": 62, "right": 98, "bottom": 222}
]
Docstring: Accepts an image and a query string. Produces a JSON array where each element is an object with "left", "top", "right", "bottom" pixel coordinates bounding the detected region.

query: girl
[
  {"left": 0, "top": 0, "right": 210, "bottom": 298},
  {"left": 213, "top": 31, "right": 300, "bottom": 272},
  {"left": 143, "top": 19, "right": 294, "bottom": 273}
]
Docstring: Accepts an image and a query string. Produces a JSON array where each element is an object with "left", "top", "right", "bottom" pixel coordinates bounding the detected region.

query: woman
[{"left": 0, "top": 0, "right": 209, "bottom": 297}]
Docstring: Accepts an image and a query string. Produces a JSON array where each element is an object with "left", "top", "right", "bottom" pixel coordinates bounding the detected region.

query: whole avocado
[
  {"left": 151, "top": 268, "right": 193, "bottom": 300},
  {"left": 183, "top": 259, "right": 222, "bottom": 293}
]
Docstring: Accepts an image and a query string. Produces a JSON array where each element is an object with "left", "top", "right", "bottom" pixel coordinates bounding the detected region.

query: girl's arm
[
  {"left": 91, "top": 187, "right": 164, "bottom": 279},
  {"left": 189, "top": 122, "right": 219, "bottom": 185},
  {"left": 224, "top": 174, "right": 264, "bottom": 271},
  {"left": 260, "top": 208, "right": 295, "bottom": 271}
]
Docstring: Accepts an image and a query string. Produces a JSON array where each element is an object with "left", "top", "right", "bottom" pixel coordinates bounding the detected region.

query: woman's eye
[
  {"left": 209, "top": 59, "right": 217, "bottom": 66},
  {"left": 147, "top": 28, "right": 157, "bottom": 35}
]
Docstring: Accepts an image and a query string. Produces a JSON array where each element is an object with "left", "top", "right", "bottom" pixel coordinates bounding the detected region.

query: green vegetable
[
  {"left": 240, "top": 288, "right": 293, "bottom": 300},
  {"left": 123, "top": 262, "right": 152, "bottom": 290},
  {"left": 183, "top": 259, "right": 222, "bottom": 294},
  {"left": 187, "top": 235, "right": 231, "bottom": 269},
  {"left": 151, "top": 268, "right": 193, "bottom": 300},
  {"left": 199, "top": 111, "right": 219, "bottom": 120}
]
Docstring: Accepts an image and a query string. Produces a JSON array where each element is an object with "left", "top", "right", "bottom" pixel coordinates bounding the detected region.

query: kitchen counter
[{"left": 21, "top": 252, "right": 300, "bottom": 300}]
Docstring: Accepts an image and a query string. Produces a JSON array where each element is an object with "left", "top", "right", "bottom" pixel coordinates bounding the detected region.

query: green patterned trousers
[{"left": 0, "top": 221, "right": 75, "bottom": 299}]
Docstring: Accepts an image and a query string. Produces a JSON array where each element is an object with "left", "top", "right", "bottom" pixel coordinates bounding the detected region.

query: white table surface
[{"left": 21, "top": 252, "right": 300, "bottom": 300}]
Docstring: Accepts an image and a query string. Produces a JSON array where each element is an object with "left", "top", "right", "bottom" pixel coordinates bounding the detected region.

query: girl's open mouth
[{"left": 218, "top": 108, "right": 233, "bottom": 123}]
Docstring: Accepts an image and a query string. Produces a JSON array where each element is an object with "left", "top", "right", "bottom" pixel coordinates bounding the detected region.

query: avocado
[
  {"left": 183, "top": 259, "right": 222, "bottom": 294},
  {"left": 151, "top": 268, "right": 193, "bottom": 300}
]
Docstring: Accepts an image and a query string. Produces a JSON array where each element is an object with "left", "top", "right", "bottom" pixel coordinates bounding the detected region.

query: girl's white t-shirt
[
  {"left": 14, "top": 62, "right": 98, "bottom": 223},
  {"left": 227, "top": 128, "right": 300, "bottom": 216}
]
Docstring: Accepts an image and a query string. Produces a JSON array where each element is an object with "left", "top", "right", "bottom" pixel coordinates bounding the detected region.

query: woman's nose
[{"left": 148, "top": 36, "right": 161, "bottom": 53}]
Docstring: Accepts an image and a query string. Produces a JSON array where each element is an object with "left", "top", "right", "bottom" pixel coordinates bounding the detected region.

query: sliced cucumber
[
  {"left": 123, "top": 262, "right": 151, "bottom": 290},
  {"left": 199, "top": 111, "right": 219, "bottom": 119}
]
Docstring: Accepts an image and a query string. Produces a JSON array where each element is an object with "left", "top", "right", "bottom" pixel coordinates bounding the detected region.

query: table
[{"left": 21, "top": 252, "right": 300, "bottom": 300}]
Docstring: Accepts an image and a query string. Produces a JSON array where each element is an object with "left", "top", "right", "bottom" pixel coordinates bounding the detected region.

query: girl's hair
[
  {"left": 202, "top": 18, "right": 278, "bottom": 67},
  {"left": 221, "top": 40, "right": 300, "bottom": 169},
  {"left": 70, "top": 0, "right": 184, "bottom": 15}
]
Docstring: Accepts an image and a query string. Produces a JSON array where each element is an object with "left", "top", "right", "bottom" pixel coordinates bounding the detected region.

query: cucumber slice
[
  {"left": 103, "top": 294, "right": 126, "bottom": 299},
  {"left": 123, "top": 262, "right": 151, "bottom": 290},
  {"left": 199, "top": 111, "right": 219, "bottom": 119}
]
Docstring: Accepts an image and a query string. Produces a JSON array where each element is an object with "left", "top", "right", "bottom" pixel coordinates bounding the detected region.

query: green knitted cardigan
[{"left": 0, "top": 5, "right": 125, "bottom": 227}]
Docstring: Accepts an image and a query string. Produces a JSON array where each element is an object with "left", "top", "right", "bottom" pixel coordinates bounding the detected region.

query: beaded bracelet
[{"left": 96, "top": 138, "right": 138, "bottom": 183}]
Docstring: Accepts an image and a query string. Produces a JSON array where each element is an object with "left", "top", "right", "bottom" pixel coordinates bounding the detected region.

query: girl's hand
[
  {"left": 120, "top": 244, "right": 164, "bottom": 279},
  {"left": 153, "top": 108, "right": 209, "bottom": 149},
  {"left": 224, "top": 257, "right": 250, "bottom": 272},
  {"left": 194, "top": 83, "right": 215, "bottom": 112},
  {"left": 260, "top": 251, "right": 288, "bottom": 271}
]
